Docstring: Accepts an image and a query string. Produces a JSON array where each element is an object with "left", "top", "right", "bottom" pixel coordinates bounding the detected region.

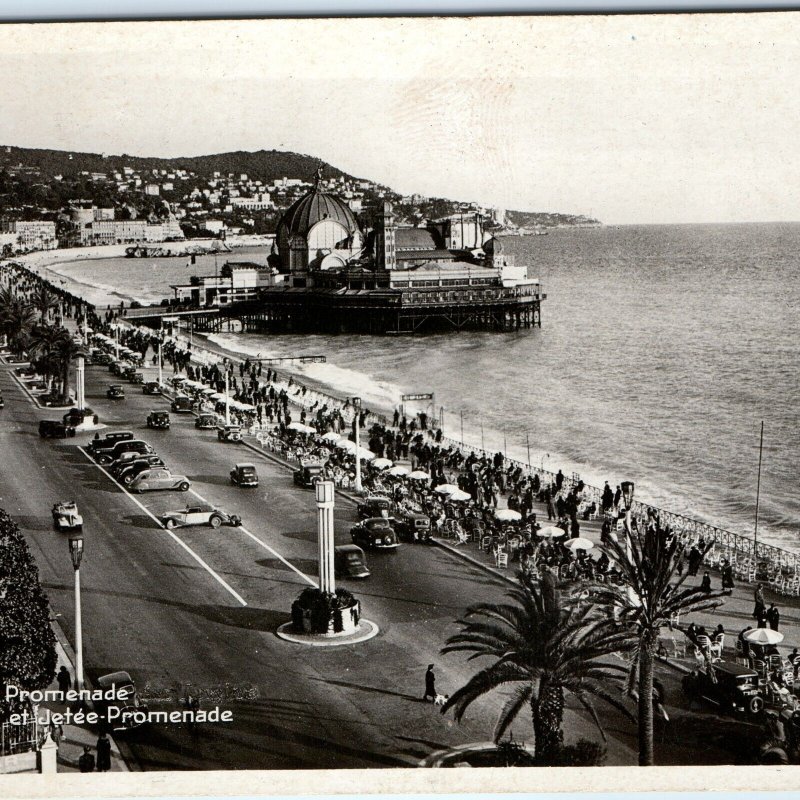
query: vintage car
[
  {"left": 334, "top": 545, "right": 371, "bottom": 579},
  {"left": 293, "top": 460, "right": 324, "bottom": 488},
  {"left": 39, "top": 420, "right": 76, "bottom": 439},
  {"left": 217, "top": 424, "right": 242, "bottom": 443},
  {"left": 95, "top": 671, "right": 148, "bottom": 731},
  {"left": 109, "top": 360, "right": 126, "bottom": 376},
  {"left": 109, "top": 452, "right": 164, "bottom": 478},
  {"left": 393, "top": 508, "right": 432, "bottom": 543},
  {"left": 129, "top": 371, "right": 144, "bottom": 385},
  {"left": 350, "top": 517, "right": 400, "bottom": 551},
  {"left": 142, "top": 381, "right": 161, "bottom": 395},
  {"left": 116, "top": 456, "right": 166, "bottom": 485},
  {"left": 357, "top": 496, "right": 395, "bottom": 520},
  {"left": 52, "top": 501, "right": 83, "bottom": 531},
  {"left": 682, "top": 660, "right": 763, "bottom": 715},
  {"left": 107, "top": 384, "right": 126, "bottom": 400},
  {"left": 195, "top": 413, "right": 218, "bottom": 430},
  {"left": 93, "top": 352, "right": 113, "bottom": 366},
  {"left": 88, "top": 430, "right": 134, "bottom": 455},
  {"left": 129, "top": 468, "right": 191, "bottom": 494},
  {"left": 146, "top": 410, "right": 170, "bottom": 430},
  {"left": 230, "top": 463, "right": 259, "bottom": 487},
  {"left": 171, "top": 395, "right": 193, "bottom": 414},
  {"left": 120, "top": 365, "right": 137, "bottom": 381},
  {"left": 96, "top": 439, "right": 154, "bottom": 466},
  {"left": 160, "top": 504, "right": 242, "bottom": 530}
]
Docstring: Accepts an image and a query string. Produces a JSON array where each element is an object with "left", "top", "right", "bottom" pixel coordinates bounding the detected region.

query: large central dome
[{"left": 276, "top": 185, "right": 359, "bottom": 245}]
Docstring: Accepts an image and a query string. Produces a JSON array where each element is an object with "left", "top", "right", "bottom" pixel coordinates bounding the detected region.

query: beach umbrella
[
  {"left": 434, "top": 484, "right": 461, "bottom": 496},
  {"left": 337, "top": 439, "right": 357, "bottom": 451},
  {"left": 744, "top": 628, "right": 784, "bottom": 645},
  {"left": 564, "top": 537, "right": 595, "bottom": 552},
  {"left": 372, "top": 457, "right": 393, "bottom": 470},
  {"left": 408, "top": 470, "right": 430, "bottom": 481},
  {"left": 321, "top": 432, "right": 341, "bottom": 443},
  {"left": 447, "top": 489, "right": 473, "bottom": 503},
  {"left": 494, "top": 508, "right": 522, "bottom": 522},
  {"left": 357, "top": 448, "right": 375, "bottom": 462},
  {"left": 387, "top": 465, "right": 409, "bottom": 477},
  {"left": 287, "top": 421, "right": 309, "bottom": 432},
  {"left": 201, "top": 387, "right": 216, "bottom": 395},
  {"left": 537, "top": 525, "right": 567, "bottom": 538},
  {"left": 210, "top": 392, "right": 225, "bottom": 400}
]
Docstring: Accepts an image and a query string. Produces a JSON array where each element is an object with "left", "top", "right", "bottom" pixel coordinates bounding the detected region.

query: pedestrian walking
[
  {"left": 700, "top": 571, "right": 712, "bottom": 593},
  {"left": 753, "top": 583, "right": 766, "bottom": 621},
  {"left": 96, "top": 732, "right": 112, "bottom": 772},
  {"left": 767, "top": 604, "right": 780, "bottom": 632},
  {"left": 422, "top": 664, "right": 436, "bottom": 702},
  {"left": 78, "top": 745, "right": 95, "bottom": 773},
  {"left": 56, "top": 665, "right": 72, "bottom": 699},
  {"left": 721, "top": 559, "right": 735, "bottom": 589}
]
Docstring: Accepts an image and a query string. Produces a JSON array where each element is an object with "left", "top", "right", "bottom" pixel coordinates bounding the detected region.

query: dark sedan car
[
  {"left": 682, "top": 660, "right": 763, "bottom": 715},
  {"left": 142, "top": 381, "right": 161, "bottom": 395},
  {"left": 230, "top": 463, "right": 259, "bottom": 487},
  {"left": 334, "top": 545, "right": 370, "bottom": 579},
  {"left": 146, "top": 410, "right": 170, "bottom": 429},
  {"left": 114, "top": 455, "right": 166, "bottom": 485},
  {"left": 39, "top": 420, "right": 76, "bottom": 438},
  {"left": 350, "top": 517, "right": 400, "bottom": 551},
  {"left": 107, "top": 384, "right": 126, "bottom": 400},
  {"left": 357, "top": 496, "right": 395, "bottom": 520}
]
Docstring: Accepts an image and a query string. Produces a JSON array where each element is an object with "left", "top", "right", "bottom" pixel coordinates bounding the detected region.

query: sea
[{"left": 43, "top": 224, "right": 800, "bottom": 552}]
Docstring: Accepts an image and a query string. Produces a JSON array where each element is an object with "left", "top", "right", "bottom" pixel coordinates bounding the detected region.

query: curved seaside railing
[{"left": 167, "top": 332, "right": 798, "bottom": 583}]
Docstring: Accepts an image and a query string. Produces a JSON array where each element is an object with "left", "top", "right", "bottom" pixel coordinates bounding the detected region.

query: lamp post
[
  {"left": 316, "top": 480, "right": 336, "bottom": 594},
  {"left": 352, "top": 397, "right": 362, "bottom": 493},
  {"left": 460, "top": 410, "right": 464, "bottom": 449},
  {"left": 68, "top": 532, "right": 84, "bottom": 691},
  {"left": 620, "top": 480, "right": 637, "bottom": 606},
  {"left": 157, "top": 339, "right": 163, "bottom": 387},
  {"left": 224, "top": 369, "right": 230, "bottom": 425}
]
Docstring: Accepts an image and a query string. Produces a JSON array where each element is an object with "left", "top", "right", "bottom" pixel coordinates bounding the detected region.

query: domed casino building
[{"left": 275, "top": 169, "right": 364, "bottom": 286}]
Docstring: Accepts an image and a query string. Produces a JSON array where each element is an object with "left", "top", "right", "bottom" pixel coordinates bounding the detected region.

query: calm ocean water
[{"left": 48, "top": 225, "right": 800, "bottom": 550}]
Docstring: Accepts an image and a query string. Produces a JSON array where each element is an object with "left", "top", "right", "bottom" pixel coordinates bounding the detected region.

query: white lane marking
[
  {"left": 77, "top": 447, "right": 248, "bottom": 606},
  {"left": 187, "top": 487, "right": 317, "bottom": 588},
  {"left": 238, "top": 526, "right": 318, "bottom": 588}
]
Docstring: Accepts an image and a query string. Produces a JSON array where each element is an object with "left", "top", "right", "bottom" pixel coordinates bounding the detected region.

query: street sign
[{"left": 401, "top": 392, "right": 434, "bottom": 402}]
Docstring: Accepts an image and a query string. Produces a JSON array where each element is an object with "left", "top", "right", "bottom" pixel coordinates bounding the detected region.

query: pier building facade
[{"left": 161, "top": 171, "right": 545, "bottom": 334}]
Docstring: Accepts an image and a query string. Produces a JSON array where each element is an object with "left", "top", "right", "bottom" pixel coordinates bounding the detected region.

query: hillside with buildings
[{"left": 0, "top": 145, "right": 600, "bottom": 255}]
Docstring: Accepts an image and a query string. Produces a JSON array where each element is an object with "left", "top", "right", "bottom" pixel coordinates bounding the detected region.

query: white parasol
[
  {"left": 371, "top": 458, "right": 393, "bottom": 470},
  {"left": 744, "top": 628, "right": 784, "bottom": 645},
  {"left": 564, "top": 537, "right": 595, "bottom": 551},
  {"left": 387, "top": 465, "right": 409, "bottom": 477},
  {"left": 337, "top": 439, "right": 358, "bottom": 451},
  {"left": 321, "top": 432, "right": 341, "bottom": 443},
  {"left": 494, "top": 509, "right": 522, "bottom": 522},
  {"left": 356, "top": 448, "right": 375, "bottom": 461},
  {"left": 408, "top": 470, "right": 431, "bottom": 480},
  {"left": 447, "top": 489, "right": 473, "bottom": 503},
  {"left": 537, "top": 525, "right": 567, "bottom": 538},
  {"left": 434, "top": 484, "right": 461, "bottom": 496}
]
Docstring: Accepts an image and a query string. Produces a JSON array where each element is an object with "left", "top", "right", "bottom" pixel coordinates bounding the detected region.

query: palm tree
[
  {"left": 27, "top": 323, "right": 64, "bottom": 393},
  {"left": 582, "top": 522, "right": 729, "bottom": 766},
  {"left": 30, "top": 284, "right": 59, "bottom": 323},
  {"left": 442, "top": 570, "right": 632, "bottom": 764},
  {"left": 50, "top": 328, "right": 81, "bottom": 399},
  {"left": 0, "top": 285, "right": 36, "bottom": 356}
]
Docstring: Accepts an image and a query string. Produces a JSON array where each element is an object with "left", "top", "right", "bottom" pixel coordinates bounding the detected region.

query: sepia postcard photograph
[{"left": 0, "top": 9, "right": 798, "bottom": 797}]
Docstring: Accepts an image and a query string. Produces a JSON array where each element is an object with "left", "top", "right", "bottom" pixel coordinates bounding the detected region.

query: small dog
[{"left": 433, "top": 693, "right": 449, "bottom": 707}]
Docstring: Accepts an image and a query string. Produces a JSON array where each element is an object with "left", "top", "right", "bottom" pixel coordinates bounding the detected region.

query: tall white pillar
[
  {"left": 225, "top": 370, "right": 230, "bottom": 425},
  {"left": 316, "top": 480, "right": 336, "bottom": 594},
  {"left": 158, "top": 341, "right": 163, "bottom": 386},
  {"left": 76, "top": 355, "right": 85, "bottom": 411}
]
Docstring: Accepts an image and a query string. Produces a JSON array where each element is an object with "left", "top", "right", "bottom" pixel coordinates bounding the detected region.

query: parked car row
[{"left": 87, "top": 430, "right": 191, "bottom": 493}]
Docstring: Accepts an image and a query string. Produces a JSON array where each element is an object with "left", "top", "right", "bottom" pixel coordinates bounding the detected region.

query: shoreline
[{"left": 6, "top": 247, "right": 793, "bottom": 566}]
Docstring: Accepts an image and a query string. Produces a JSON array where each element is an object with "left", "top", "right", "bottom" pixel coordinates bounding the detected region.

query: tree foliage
[{"left": 0, "top": 509, "right": 57, "bottom": 722}]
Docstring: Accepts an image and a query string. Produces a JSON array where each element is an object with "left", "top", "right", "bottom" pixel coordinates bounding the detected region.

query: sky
[{"left": 0, "top": 14, "right": 799, "bottom": 224}]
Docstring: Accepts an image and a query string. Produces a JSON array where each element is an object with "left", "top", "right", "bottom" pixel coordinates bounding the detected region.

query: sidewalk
[{"left": 45, "top": 622, "right": 130, "bottom": 773}]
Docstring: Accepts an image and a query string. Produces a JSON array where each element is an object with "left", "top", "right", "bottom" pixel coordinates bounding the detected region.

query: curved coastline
[{"left": 8, "top": 244, "right": 793, "bottom": 558}]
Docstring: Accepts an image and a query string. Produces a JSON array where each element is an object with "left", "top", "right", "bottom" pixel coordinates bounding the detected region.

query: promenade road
[{"left": 0, "top": 356, "right": 774, "bottom": 769}]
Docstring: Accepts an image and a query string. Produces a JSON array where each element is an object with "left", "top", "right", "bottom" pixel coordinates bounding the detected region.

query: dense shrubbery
[
  {"left": 0, "top": 509, "right": 57, "bottom": 722},
  {"left": 291, "top": 587, "right": 359, "bottom": 634}
]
